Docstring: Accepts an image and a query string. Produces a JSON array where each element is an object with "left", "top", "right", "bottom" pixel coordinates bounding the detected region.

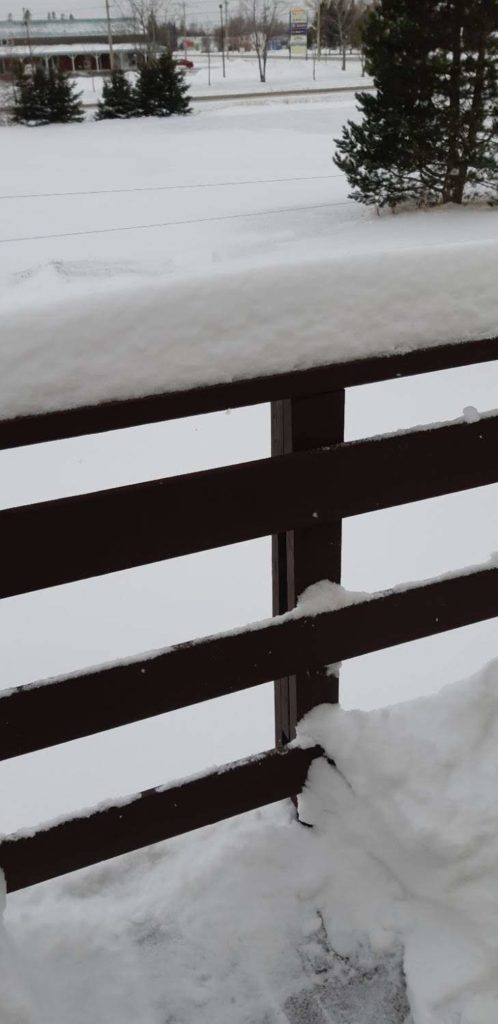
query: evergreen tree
[
  {"left": 136, "top": 51, "right": 191, "bottom": 117},
  {"left": 96, "top": 69, "right": 137, "bottom": 120},
  {"left": 334, "top": 0, "right": 498, "bottom": 207},
  {"left": 46, "top": 66, "right": 84, "bottom": 123},
  {"left": 12, "top": 64, "right": 51, "bottom": 125}
]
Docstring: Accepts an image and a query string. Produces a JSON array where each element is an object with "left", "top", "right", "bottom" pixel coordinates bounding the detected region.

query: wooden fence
[{"left": 0, "top": 335, "right": 497, "bottom": 893}]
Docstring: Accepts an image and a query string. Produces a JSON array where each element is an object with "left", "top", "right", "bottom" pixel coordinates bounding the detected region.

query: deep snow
[
  {"left": 3, "top": 659, "right": 498, "bottom": 1024},
  {"left": 0, "top": 96, "right": 497, "bottom": 1024},
  {"left": 0, "top": 97, "right": 497, "bottom": 837},
  {"left": 1, "top": 99, "right": 497, "bottom": 420}
]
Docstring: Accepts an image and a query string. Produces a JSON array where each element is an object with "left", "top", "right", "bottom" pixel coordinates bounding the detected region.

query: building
[{"left": 0, "top": 16, "right": 150, "bottom": 75}]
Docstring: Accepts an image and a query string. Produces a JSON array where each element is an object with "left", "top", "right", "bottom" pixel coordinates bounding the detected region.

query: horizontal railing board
[
  {"left": 1, "top": 566, "right": 496, "bottom": 761},
  {"left": 0, "top": 336, "right": 497, "bottom": 451},
  {"left": 1, "top": 413, "right": 497, "bottom": 600},
  {"left": 0, "top": 745, "right": 322, "bottom": 893}
]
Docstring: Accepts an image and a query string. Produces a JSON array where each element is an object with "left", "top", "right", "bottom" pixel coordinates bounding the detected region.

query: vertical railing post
[{"left": 272, "top": 390, "right": 345, "bottom": 747}]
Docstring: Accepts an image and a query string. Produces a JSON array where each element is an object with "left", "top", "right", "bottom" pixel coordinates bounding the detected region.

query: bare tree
[
  {"left": 124, "top": 0, "right": 166, "bottom": 59},
  {"left": 243, "top": 0, "right": 282, "bottom": 82},
  {"left": 327, "top": 0, "right": 357, "bottom": 70}
]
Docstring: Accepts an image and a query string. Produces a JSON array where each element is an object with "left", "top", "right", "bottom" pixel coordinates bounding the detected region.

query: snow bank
[
  {"left": 3, "top": 658, "right": 498, "bottom": 1023},
  {"left": 1, "top": 237, "right": 497, "bottom": 420},
  {"left": 299, "top": 657, "right": 498, "bottom": 1024}
]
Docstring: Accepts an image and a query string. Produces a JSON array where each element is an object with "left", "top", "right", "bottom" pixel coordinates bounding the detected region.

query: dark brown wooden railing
[{"left": 0, "top": 335, "right": 497, "bottom": 894}]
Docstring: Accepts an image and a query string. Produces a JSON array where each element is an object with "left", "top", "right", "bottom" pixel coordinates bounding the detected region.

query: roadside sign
[{"left": 289, "top": 6, "right": 307, "bottom": 56}]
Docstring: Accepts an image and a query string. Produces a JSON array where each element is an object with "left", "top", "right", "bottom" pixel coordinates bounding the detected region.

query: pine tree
[
  {"left": 136, "top": 51, "right": 191, "bottom": 117},
  {"left": 334, "top": 0, "right": 498, "bottom": 208},
  {"left": 12, "top": 64, "right": 51, "bottom": 125},
  {"left": 45, "top": 66, "right": 84, "bottom": 123},
  {"left": 96, "top": 69, "right": 137, "bottom": 120}
]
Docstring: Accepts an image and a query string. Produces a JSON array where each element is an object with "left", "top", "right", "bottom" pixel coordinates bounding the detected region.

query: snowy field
[
  {"left": 63, "top": 53, "right": 372, "bottom": 107},
  {"left": 0, "top": 95, "right": 497, "bottom": 1024},
  {"left": 189, "top": 51, "right": 372, "bottom": 96},
  {"left": 0, "top": 54, "right": 371, "bottom": 113}
]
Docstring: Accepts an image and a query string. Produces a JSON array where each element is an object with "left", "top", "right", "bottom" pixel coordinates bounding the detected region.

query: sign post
[{"left": 289, "top": 6, "right": 308, "bottom": 59}]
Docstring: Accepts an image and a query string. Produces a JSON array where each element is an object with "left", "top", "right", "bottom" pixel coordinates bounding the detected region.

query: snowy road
[{"left": 0, "top": 97, "right": 497, "bottom": 834}]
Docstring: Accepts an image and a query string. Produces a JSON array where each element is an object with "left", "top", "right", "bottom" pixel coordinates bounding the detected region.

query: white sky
[{"left": 0, "top": 0, "right": 272, "bottom": 29}]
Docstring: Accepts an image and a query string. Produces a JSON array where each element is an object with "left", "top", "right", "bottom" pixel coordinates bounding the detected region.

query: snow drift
[{"left": 3, "top": 658, "right": 498, "bottom": 1023}]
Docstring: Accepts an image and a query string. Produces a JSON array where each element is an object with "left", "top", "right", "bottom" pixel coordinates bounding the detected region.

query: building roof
[
  {"left": 0, "top": 18, "right": 137, "bottom": 40},
  {"left": 0, "top": 41, "right": 147, "bottom": 57}
]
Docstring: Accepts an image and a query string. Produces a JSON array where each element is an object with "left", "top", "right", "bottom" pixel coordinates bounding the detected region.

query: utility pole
[
  {"left": 224, "top": 0, "right": 229, "bottom": 58},
  {"left": 316, "top": 0, "right": 321, "bottom": 61},
  {"left": 219, "top": 3, "right": 226, "bottom": 78},
  {"left": 23, "top": 8, "right": 33, "bottom": 63},
  {"left": 104, "top": 0, "right": 114, "bottom": 71},
  {"left": 182, "top": 1, "right": 188, "bottom": 61}
]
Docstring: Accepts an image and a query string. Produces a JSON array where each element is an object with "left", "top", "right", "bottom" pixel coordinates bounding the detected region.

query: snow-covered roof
[
  {"left": 0, "top": 41, "right": 146, "bottom": 57},
  {"left": 0, "top": 18, "right": 137, "bottom": 40}
]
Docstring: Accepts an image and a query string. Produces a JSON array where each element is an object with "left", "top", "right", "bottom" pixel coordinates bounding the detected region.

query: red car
[{"left": 175, "top": 58, "right": 194, "bottom": 69}]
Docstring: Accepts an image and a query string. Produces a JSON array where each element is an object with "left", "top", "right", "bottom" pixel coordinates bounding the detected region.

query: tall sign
[{"left": 289, "top": 6, "right": 307, "bottom": 57}]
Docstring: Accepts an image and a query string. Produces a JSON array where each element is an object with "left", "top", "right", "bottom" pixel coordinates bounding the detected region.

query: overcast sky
[{"left": 0, "top": 0, "right": 245, "bottom": 27}]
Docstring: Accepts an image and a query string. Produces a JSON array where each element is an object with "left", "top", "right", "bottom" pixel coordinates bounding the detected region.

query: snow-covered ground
[
  {"left": 66, "top": 53, "right": 372, "bottom": 107},
  {"left": 0, "top": 54, "right": 371, "bottom": 112},
  {"left": 4, "top": 660, "right": 498, "bottom": 1024},
  {"left": 191, "top": 52, "right": 371, "bottom": 95},
  {"left": 0, "top": 95, "right": 497, "bottom": 1024},
  {"left": 1, "top": 98, "right": 497, "bottom": 418}
]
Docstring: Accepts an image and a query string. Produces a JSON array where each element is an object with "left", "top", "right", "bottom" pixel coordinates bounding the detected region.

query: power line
[
  {"left": 0, "top": 173, "right": 344, "bottom": 202},
  {"left": 0, "top": 199, "right": 356, "bottom": 245}
]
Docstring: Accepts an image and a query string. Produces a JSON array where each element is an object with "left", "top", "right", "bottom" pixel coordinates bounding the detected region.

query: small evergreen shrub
[
  {"left": 96, "top": 69, "right": 137, "bottom": 120},
  {"left": 334, "top": 0, "right": 498, "bottom": 208},
  {"left": 12, "top": 63, "right": 83, "bottom": 125},
  {"left": 135, "top": 52, "right": 191, "bottom": 117}
]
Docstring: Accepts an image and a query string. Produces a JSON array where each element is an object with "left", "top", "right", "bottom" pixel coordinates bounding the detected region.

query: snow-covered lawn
[
  {"left": 66, "top": 53, "right": 372, "bottom": 107},
  {"left": 0, "top": 53, "right": 370, "bottom": 111},
  {"left": 0, "top": 96, "right": 497, "bottom": 1024},
  {"left": 191, "top": 52, "right": 371, "bottom": 95}
]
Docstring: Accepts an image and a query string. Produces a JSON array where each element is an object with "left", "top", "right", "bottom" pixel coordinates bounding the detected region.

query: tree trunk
[
  {"left": 255, "top": 44, "right": 265, "bottom": 82},
  {"left": 261, "top": 42, "right": 269, "bottom": 82},
  {"left": 458, "top": 25, "right": 488, "bottom": 200},
  {"left": 442, "top": 0, "right": 463, "bottom": 203}
]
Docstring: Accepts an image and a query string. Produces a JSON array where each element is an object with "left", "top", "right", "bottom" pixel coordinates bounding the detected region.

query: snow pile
[
  {"left": 2, "top": 659, "right": 498, "bottom": 1023},
  {"left": 299, "top": 657, "right": 498, "bottom": 1024},
  {"left": 1, "top": 236, "right": 497, "bottom": 420}
]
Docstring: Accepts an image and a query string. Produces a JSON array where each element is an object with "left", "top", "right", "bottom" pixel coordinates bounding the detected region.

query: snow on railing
[{"left": 0, "top": 335, "right": 497, "bottom": 892}]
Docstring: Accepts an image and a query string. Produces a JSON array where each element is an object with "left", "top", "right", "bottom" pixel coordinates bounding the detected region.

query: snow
[
  {"left": 0, "top": 101, "right": 497, "bottom": 419},
  {"left": 71, "top": 54, "right": 373, "bottom": 106},
  {"left": 298, "top": 657, "right": 498, "bottom": 1023},
  {"left": 2, "top": 229, "right": 497, "bottom": 420},
  {"left": 0, "top": 96, "right": 496, "bottom": 835},
  {"left": 0, "top": 54, "right": 372, "bottom": 110},
  {"left": 462, "top": 405, "right": 481, "bottom": 424},
  {"left": 0, "top": 17, "right": 136, "bottom": 39},
  {"left": 175, "top": 53, "right": 373, "bottom": 98},
  {"left": 3, "top": 659, "right": 498, "bottom": 1023},
  {"left": 2, "top": 97, "right": 496, "bottom": 422},
  {"left": 0, "top": 94, "right": 497, "bottom": 1023},
  {"left": 0, "top": 42, "right": 147, "bottom": 56}
]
